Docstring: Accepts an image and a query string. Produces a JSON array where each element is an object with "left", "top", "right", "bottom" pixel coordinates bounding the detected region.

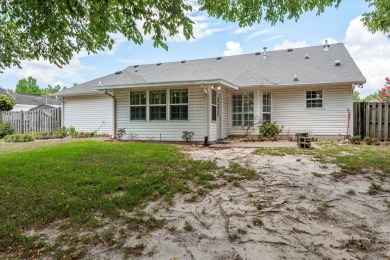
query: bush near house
[
  {"left": 67, "top": 126, "right": 109, "bottom": 138},
  {"left": 0, "top": 121, "right": 14, "bottom": 139},
  {"left": 33, "top": 130, "right": 67, "bottom": 140},
  {"left": 4, "top": 134, "right": 34, "bottom": 142},
  {"left": 258, "top": 122, "right": 283, "bottom": 141}
]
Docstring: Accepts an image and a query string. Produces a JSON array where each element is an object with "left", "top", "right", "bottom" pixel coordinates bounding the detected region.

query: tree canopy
[
  {"left": 0, "top": 0, "right": 389, "bottom": 71},
  {"left": 0, "top": 94, "right": 16, "bottom": 111},
  {"left": 15, "top": 76, "right": 66, "bottom": 96},
  {"left": 15, "top": 76, "right": 42, "bottom": 96}
]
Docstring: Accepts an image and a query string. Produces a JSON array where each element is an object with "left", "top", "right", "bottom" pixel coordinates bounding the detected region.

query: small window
[
  {"left": 306, "top": 90, "right": 323, "bottom": 108},
  {"left": 170, "top": 89, "right": 188, "bottom": 120},
  {"left": 149, "top": 90, "right": 166, "bottom": 120},
  {"left": 130, "top": 91, "right": 146, "bottom": 120},
  {"left": 211, "top": 89, "right": 217, "bottom": 121},
  {"left": 262, "top": 93, "right": 271, "bottom": 123}
]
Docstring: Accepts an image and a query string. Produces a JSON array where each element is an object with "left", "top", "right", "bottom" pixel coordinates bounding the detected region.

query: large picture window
[
  {"left": 306, "top": 90, "right": 323, "bottom": 108},
  {"left": 262, "top": 93, "right": 271, "bottom": 123},
  {"left": 130, "top": 91, "right": 146, "bottom": 120},
  {"left": 149, "top": 90, "right": 166, "bottom": 120},
  {"left": 232, "top": 92, "right": 254, "bottom": 126},
  {"left": 170, "top": 89, "right": 188, "bottom": 120}
]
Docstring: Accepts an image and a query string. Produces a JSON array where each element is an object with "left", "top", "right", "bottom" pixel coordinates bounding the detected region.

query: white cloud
[
  {"left": 344, "top": 16, "right": 390, "bottom": 96},
  {"left": 265, "top": 34, "right": 283, "bottom": 41},
  {"left": 223, "top": 41, "right": 243, "bottom": 56},
  {"left": 115, "top": 58, "right": 144, "bottom": 64},
  {"left": 233, "top": 26, "right": 255, "bottom": 35},
  {"left": 3, "top": 54, "right": 93, "bottom": 87},
  {"left": 246, "top": 29, "right": 272, "bottom": 40},
  {"left": 272, "top": 40, "right": 309, "bottom": 50}
]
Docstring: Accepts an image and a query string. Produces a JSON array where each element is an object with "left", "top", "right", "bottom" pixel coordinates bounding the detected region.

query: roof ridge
[{"left": 249, "top": 72, "right": 279, "bottom": 86}]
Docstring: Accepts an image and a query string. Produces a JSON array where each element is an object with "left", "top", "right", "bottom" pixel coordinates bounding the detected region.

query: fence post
[
  {"left": 385, "top": 103, "right": 389, "bottom": 141},
  {"left": 20, "top": 111, "right": 24, "bottom": 134}
]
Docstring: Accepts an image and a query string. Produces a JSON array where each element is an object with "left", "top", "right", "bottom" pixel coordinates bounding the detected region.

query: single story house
[
  {"left": 54, "top": 43, "right": 365, "bottom": 142},
  {"left": 0, "top": 88, "right": 61, "bottom": 111}
]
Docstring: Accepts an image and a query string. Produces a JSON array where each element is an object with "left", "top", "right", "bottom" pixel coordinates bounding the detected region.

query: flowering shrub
[{"left": 376, "top": 76, "right": 390, "bottom": 102}]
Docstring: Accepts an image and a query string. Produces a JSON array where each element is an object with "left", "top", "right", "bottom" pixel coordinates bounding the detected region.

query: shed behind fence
[
  {"left": 353, "top": 102, "right": 390, "bottom": 141},
  {"left": 0, "top": 108, "right": 62, "bottom": 134}
]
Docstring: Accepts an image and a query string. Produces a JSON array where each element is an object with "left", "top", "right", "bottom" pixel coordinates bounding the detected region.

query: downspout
[
  {"left": 104, "top": 89, "right": 116, "bottom": 137},
  {"left": 206, "top": 85, "right": 211, "bottom": 143}
]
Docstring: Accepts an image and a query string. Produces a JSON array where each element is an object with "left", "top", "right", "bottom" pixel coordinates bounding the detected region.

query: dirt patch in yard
[{"left": 15, "top": 147, "right": 390, "bottom": 259}]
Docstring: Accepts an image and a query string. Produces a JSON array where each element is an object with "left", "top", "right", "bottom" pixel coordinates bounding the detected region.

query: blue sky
[{"left": 1, "top": 0, "right": 389, "bottom": 97}]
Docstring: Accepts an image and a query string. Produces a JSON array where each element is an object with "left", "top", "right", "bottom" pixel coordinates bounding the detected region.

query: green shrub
[
  {"left": 363, "top": 136, "right": 379, "bottom": 145},
  {"left": 258, "top": 122, "right": 282, "bottom": 141},
  {"left": 364, "top": 136, "right": 373, "bottom": 145},
  {"left": 4, "top": 134, "right": 34, "bottom": 143},
  {"left": 71, "top": 130, "right": 109, "bottom": 138},
  {"left": 0, "top": 121, "right": 14, "bottom": 139},
  {"left": 350, "top": 135, "right": 361, "bottom": 144},
  {"left": 182, "top": 131, "right": 194, "bottom": 143},
  {"left": 33, "top": 130, "right": 66, "bottom": 140},
  {"left": 117, "top": 128, "right": 126, "bottom": 140}
]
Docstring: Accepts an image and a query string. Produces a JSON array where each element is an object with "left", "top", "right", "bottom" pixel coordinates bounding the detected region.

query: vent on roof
[
  {"left": 287, "top": 48, "right": 293, "bottom": 52},
  {"left": 335, "top": 60, "right": 341, "bottom": 66},
  {"left": 323, "top": 39, "right": 330, "bottom": 52},
  {"left": 135, "top": 67, "right": 138, "bottom": 72},
  {"left": 305, "top": 53, "right": 310, "bottom": 59},
  {"left": 181, "top": 60, "right": 186, "bottom": 63},
  {"left": 255, "top": 52, "right": 261, "bottom": 55},
  {"left": 115, "top": 71, "right": 122, "bottom": 75},
  {"left": 216, "top": 56, "right": 222, "bottom": 60},
  {"left": 293, "top": 74, "right": 299, "bottom": 81},
  {"left": 263, "top": 47, "right": 267, "bottom": 59},
  {"left": 133, "top": 65, "right": 139, "bottom": 68},
  {"left": 156, "top": 63, "right": 162, "bottom": 66}
]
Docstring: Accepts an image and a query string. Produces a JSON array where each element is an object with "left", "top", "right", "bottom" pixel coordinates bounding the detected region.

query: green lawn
[{"left": 0, "top": 141, "right": 216, "bottom": 256}]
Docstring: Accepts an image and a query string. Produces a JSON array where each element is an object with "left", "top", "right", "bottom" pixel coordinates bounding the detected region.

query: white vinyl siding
[
  {"left": 273, "top": 86, "right": 353, "bottom": 136},
  {"left": 115, "top": 86, "right": 207, "bottom": 141},
  {"left": 63, "top": 94, "right": 114, "bottom": 135},
  {"left": 228, "top": 86, "right": 352, "bottom": 136}
]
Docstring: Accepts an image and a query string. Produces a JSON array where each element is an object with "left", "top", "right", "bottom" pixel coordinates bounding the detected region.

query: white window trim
[
  {"left": 129, "top": 88, "right": 190, "bottom": 121},
  {"left": 305, "top": 89, "right": 325, "bottom": 109},
  {"left": 211, "top": 89, "right": 217, "bottom": 122},
  {"left": 149, "top": 89, "right": 168, "bottom": 121},
  {"left": 129, "top": 90, "right": 147, "bottom": 121},
  {"left": 262, "top": 92, "right": 272, "bottom": 123},
  {"left": 231, "top": 92, "right": 255, "bottom": 127},
  {"left": 169, "top": 88, "right": 189, "bottom": 121}
]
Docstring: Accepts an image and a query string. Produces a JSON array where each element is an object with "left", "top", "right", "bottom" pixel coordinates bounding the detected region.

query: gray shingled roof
[
  {"left": 0, "top": 88, "right": 61, "bottom": 106},
  {"left": 56, "top": 43, "right": 365, "bottom": 96}
]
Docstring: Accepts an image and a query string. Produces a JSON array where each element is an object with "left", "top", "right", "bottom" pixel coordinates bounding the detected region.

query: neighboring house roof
[
  {"left": 0, "top": 88, "right": 61, "bottom": 106},
  {"left": 56, "top": 43, "right": 366, "bottom": 96}
]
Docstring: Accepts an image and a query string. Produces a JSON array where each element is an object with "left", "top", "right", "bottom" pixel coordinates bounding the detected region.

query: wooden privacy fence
[
  {"left": 353, "top": 102, "right": 390, "bottom": 141},
  {"left": 0, "top": 107, "right": 62, "bottom": 134}
]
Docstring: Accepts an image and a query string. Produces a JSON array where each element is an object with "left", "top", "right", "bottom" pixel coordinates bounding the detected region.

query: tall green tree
[
  {"left": 364, "top": 92, "right": 380, "bottom": 102},
  {"left": 42, "top": 84, "right": 64, "bottom": 96},
  {"left": 353, "top": 91, "right": 362, "bottom": 102},
  {"left": 0, "top": 0, "right": 389, "bottom": 71},
  {"left": 0, "top": 94, "right": 16, "bottom": 111},
  {"left": 15, "top": 76, "right": 42, "bottom": 96}
]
